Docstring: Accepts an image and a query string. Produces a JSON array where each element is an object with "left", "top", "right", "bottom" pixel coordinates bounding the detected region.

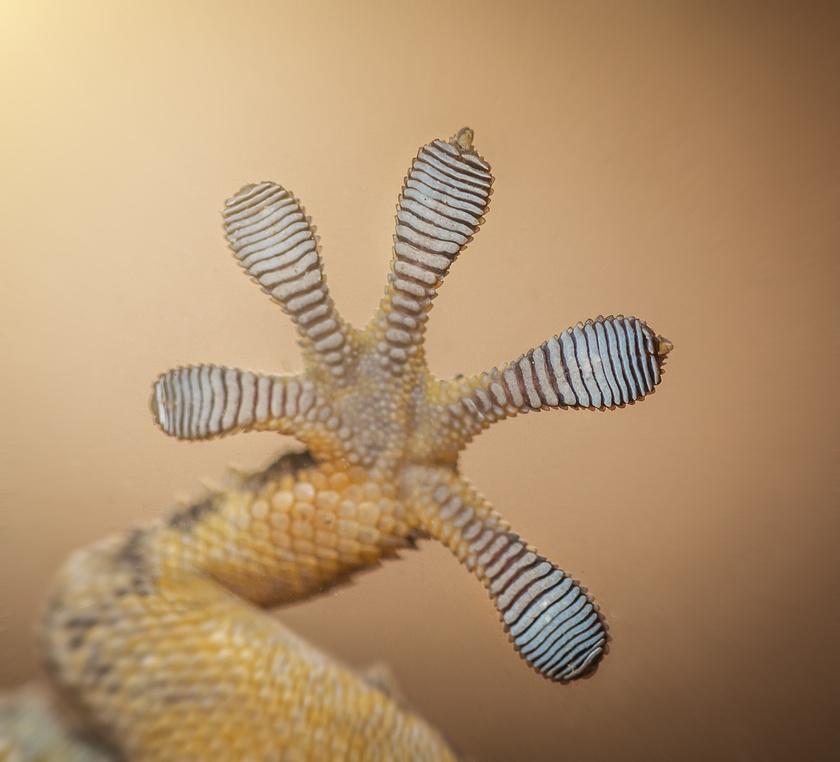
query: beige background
[{"left": 1, "top": 1, "right": 837, "bottom": 759}]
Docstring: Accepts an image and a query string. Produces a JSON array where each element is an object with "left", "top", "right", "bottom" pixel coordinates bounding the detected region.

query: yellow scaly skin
[{"left": 33, "top": 129, "right": 671, "bottom": 761}]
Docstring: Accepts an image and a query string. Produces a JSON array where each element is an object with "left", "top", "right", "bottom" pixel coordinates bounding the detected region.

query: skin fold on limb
[{"left": 6, "top": 128, "right": 672, "bottom": 761}]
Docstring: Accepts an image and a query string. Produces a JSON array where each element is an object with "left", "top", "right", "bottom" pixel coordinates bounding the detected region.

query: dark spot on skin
[
  {"left": 91, "top": 663, "right": 112, "bottom": 682},
  {"left": 65, "top": 615, "right": 99, "bottom": 632},
  {"left": 67, "top": 633, "right": 85, "bottom": 651},
  {"left": 116, "top": 529, "right": 145, "bottom": 569},
  {"left": 168, "top": 497, "right": 218, "bottom": 530},
  {"left": 115, "top": 529, "right": 151, "bottom": 596},
  {"left": 243, "top": 449, "right": 317, "bottom": 491},
  {"left": 64, "top": 614, "right": 100, "bottom": 650},
  {"left": 63, "top": 615, "right": 99, "bottom": 651}
]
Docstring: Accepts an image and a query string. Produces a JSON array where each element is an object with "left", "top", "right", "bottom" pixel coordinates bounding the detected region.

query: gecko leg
[{"left": 407, "top": 466, "right": 607, "bottom": 681}]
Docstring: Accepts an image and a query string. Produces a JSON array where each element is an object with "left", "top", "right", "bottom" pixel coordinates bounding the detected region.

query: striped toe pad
[{"left": 483, "top": 536, "right": 607, "bottom": 681}]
